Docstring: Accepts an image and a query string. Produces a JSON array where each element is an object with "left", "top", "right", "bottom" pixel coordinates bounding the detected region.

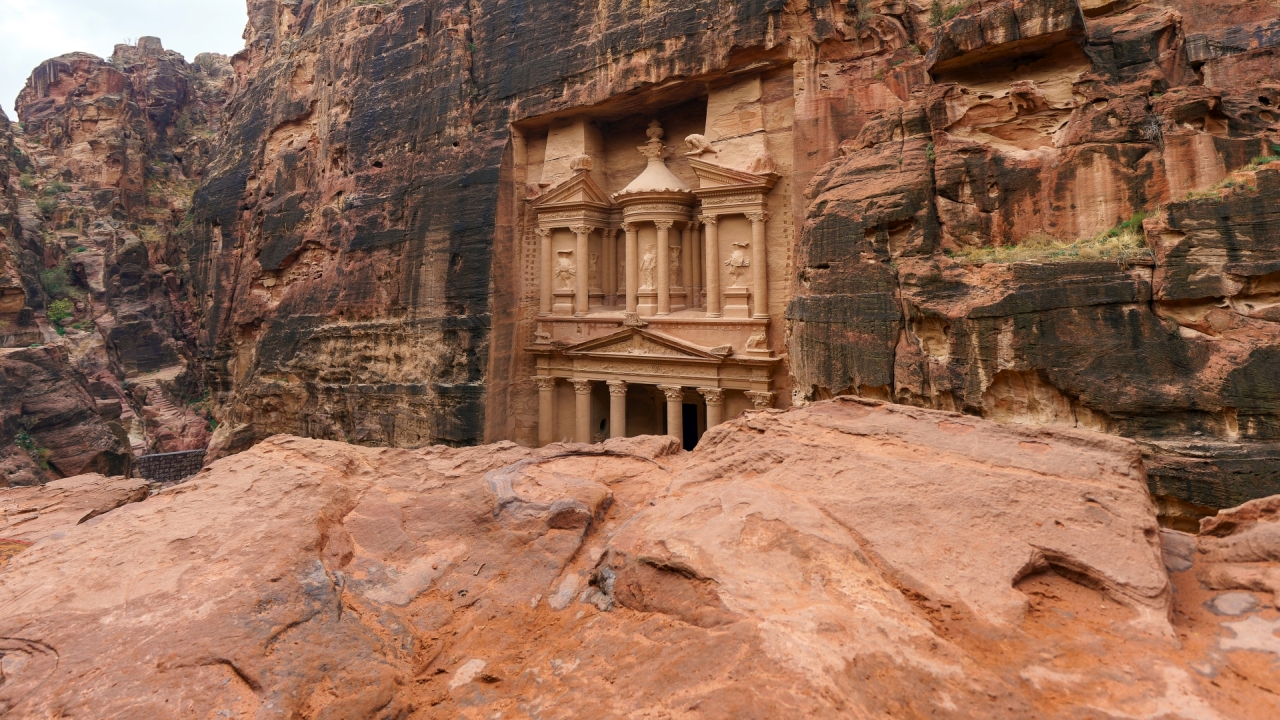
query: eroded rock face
[
  {"left": 788, "top": 0, "right": 1280, "bottom": 520},
  {"left": 2, "top": 399, "right": 1276, "bottom": 717},
  {"left": 0, "top": 346, "right": 133, "bottom": 486},
  {"left": 0, "top": 107, "right": 42, "bottom": 349},
  {"left": 5, "top": 38, "right": 231, "bottom": 469}
]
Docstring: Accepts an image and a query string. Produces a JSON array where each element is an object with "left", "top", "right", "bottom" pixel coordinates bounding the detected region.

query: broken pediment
[
  {"left": 689, "top": 157, "right": 779, "bottom": 191},
  {"left": 533, "top": 167, "right": 614, "bottom": 211},
  {"left": 564, "top": 328, "right": 723, "bottom": 361}
]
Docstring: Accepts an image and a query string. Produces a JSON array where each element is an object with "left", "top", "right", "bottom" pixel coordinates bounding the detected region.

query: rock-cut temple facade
[{"left": 515, "top": 71, "right": 794, "bottom": 449}]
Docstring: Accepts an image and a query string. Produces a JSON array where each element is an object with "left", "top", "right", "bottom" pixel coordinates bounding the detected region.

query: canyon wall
[
  {"left": 6, "top": 0, "right": 1280, "bottom": 521},
  {"left": 787, "top": 0, "right": 1280, "bottom": 522},
  {"left": 184, "top": 0, "right": 793, "bottom": 458},
  {"left": 2, "top": 39, "right": 231, "bottom": 484},
  {"left": 180, "top": 0, "right": 1280, "bottom": 521}
]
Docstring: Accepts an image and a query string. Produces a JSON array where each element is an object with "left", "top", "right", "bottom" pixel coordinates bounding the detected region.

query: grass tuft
[{"left": 947, "top": 212, "right": 1153, "bottom": 265}]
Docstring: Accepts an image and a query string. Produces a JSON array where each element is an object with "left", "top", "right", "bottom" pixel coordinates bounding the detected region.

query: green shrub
[
  {"left": 929, "top": 0, "right": 970, "bottom": 26},
  {"left": 36, "top": 197, "right": 58, "bottom": 216},
  {"left": 39, "top": 267, "right": 68, "bottom": 296},
  {"left": 44, "top": 180, "right": 70, "bottom": 194},
  {"left": 19, "top": 173, "right": 36, "bottom": 190},
  {"left": 46, "top": 298, "right": 75, "bottom": 324}
]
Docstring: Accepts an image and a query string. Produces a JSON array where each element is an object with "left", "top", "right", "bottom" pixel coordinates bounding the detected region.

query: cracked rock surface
[{"left": 1, "top": 398, "right": 1277, "bottom": 718}]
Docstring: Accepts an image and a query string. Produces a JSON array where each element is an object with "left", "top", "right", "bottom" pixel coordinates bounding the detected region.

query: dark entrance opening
[{"left": 682, "top": 403, "right": 699, "bottom": 450}]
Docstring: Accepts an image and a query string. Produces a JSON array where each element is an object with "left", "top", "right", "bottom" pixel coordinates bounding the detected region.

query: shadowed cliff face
[
  {"left": 786, "top": 0, "right": 1280, "bottom": 524},
  {"left": 187, "top": 0, "right": 791, "bottom": 457}
]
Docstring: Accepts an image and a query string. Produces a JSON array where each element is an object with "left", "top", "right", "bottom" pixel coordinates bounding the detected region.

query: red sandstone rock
[
  {"left": 1, "top": 399, "right": 1276, "bottom": 717},
  {"left": 0, "top": 473, "right": 148, "bottom": 545}
]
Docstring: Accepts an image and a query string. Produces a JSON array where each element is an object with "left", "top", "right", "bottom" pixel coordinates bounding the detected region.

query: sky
[{"left": 0, "top": 0, "right": 248, "bottom": 119}]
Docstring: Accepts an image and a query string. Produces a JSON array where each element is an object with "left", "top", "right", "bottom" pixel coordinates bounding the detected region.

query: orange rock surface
[{"left": 1, "top": 398, "right": 1276, "bottom": 718}]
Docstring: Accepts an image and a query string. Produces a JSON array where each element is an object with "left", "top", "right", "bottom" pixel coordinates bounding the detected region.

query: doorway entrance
[{"left": 682, "top": 403, "right": 700, "bottom": 450}]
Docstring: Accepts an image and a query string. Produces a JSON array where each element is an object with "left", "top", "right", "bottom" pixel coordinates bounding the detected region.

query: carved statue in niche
[
  {"left": 640, "top": 246, "right": 657, "bottom": 289},
  {"left": 555, "top": 250, "right": 576, "bottom": 290},
  {"left": 725, "top": 241, "right": 750, "bottom": 286},
  {"left": 589, "top": 253, "right": 599, "bottom": 286},
  {"left": 669, "top": 246, "right": 681, "bottom": 280}
]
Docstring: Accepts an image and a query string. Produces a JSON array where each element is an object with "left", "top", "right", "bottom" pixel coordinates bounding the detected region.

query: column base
[
  {"left": 637, "top": 289, "right": 658, "bottom": 317},
  {"left": 722, "top": 287, "right": 751, "bottom": 319}
]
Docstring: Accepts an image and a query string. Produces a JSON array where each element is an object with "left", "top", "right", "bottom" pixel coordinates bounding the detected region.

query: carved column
[
  {"left": 572, "top": 379, "right": 593, "bottom": 444},
  {"left": 747, "top": 212, "right": 769, "bottom": 318},
  {"left": 534, "top": 376, "right": 556, "bottom": 447},
  {"left": 624, "top": 222, "right": 638, "bottom": 313},
  {"left": 607, "top": 380, "right": 627, "bottom": 439},
  {"left": 572, "top": 225, "right": 591, "bottom": 316},
  {"left": 659, "top": 385, "right": 684, "bottom": 441},
  {"left": 698, "top": 387, "right": 724, "bottom": 428},
  {"left": 655, "top": 220, "right": 673, "bottom": 316},
  {"left": 602, "top": 228, "right": 617, "bottom": 304},
  {"left": 680, "top": 222, "right": 694, "bottom": 304},
  {"left": 702, "top": 215, "right": 721, "bottom": 317},
  {"left": 536, "top": 228, "right": 551, "bottom": 316},
  {"left": 690, "top": 219, "right": 703, "bottom": 309},
  {"left": 745, "top": 391, "right": 775, "bottom": 411}
]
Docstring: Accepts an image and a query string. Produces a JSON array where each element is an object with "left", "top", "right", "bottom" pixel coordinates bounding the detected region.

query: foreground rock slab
[{"left": 1, "top": 399, "right": 1277, "bottom": 718}]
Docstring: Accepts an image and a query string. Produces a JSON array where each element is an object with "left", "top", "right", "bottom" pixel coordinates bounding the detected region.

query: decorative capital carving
[
  {"left": 532, "top": 376, "right": 557, "bottom": 390},
  {"left": 699, "top": 214, "right": 718, "bottom": 226},
  {"left": 658, "top": 385, "right": 685, "bottom": 402},
  {"left": 571, "top": 379, "right": 594, "bottom": 394},
  {"left": 745, "top": 391, "right": 775, "bottom": 410},
  {"left": 606, "top": 380, "right": 628, "bottom": 396},
  {"left": 746, "top": 212, "right": 771, "bottom": 224},
  {"left": 570, "top": 224, "right": 592, "bottom": 236},
  {"left": 698, "top": 387, "right": 725, "bottom": 404},
  {"left": 653, "top": 220, "right": 675, "bottom": 231},
  {"left": 534, "top": 227, "right": 551, "bottom": 238},
  {"left": 620, "top": 222, "right": 636, "bottom": 234}
]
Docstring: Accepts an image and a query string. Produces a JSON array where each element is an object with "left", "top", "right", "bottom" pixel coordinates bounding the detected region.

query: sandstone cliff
[
  {"left": 160, "top": 0, "right": 1280, "bottom": 525},
  {"left": 1, "top": 400, "right": 1277, "bottom": 717},
  {"left": 2, "top": 38, "right": 233, "bottom": 483},
  {"left": 787, "top": 0, "right": 1280, "bottom": 528}
]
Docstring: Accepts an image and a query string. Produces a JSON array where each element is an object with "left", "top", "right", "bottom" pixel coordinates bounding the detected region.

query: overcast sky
[{"left": 0, "top": 0, "right": 248, "bottom": 119}]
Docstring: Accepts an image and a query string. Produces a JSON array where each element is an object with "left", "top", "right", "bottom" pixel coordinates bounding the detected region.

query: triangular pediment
[
  {"left": 534, "top": 169, "right": 613, "bottom": 210},
  {"left": 689, "top": 157, "right": 778, "bottom": 190},
  {"left": 564, "top": 328, "right": 722, "bottom": 361}
]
